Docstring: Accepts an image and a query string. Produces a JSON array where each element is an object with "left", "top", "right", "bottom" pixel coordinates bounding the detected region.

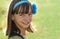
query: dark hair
[
  {"left": 6, "top": 0, "right": 33, "bottom": 36},
  {"left": 13, "top": 3, "right": 33, "bottom": 14}
]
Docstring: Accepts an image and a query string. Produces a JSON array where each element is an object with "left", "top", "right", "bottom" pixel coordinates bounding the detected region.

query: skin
[{"left": 11, "top": 8, "right": 32, "bottom": 36}]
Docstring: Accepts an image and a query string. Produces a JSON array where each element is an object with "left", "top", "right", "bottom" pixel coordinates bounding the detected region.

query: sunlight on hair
[
  {"left": 31, "top": 22, "right": 37, "bottom": 32},
  {"left": 2, "top": 27, "right": 7, "bottom": 36}
]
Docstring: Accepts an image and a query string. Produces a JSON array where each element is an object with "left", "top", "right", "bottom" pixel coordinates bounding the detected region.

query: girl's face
[{"left": 12, "top": 8, "right": 32, "bottom": 29}]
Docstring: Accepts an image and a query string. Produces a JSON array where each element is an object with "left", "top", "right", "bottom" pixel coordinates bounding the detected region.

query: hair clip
[{"left": 32, "top": 3, "right": 37, "bottom": 14}]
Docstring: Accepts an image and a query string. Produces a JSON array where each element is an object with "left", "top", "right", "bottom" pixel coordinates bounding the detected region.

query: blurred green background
[{"left": 0, "top": 0, "right": 60, "bottom": 39}]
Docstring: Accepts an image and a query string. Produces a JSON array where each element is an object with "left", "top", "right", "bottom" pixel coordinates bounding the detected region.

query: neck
[
  {"left": 19, "top": 27, "right": 26, "bottom": 39},
  {"left": 20, "top": 27, "right": 26, "bottom": 36}
]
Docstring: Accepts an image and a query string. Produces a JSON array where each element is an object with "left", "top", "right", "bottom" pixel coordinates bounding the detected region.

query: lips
[{"left": 22, "top": 21, "right": 30, "bottom": 26}]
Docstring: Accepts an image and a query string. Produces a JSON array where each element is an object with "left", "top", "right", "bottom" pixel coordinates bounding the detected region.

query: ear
[{"left": 11, "top": 15, "right": 14, "bottom": 21}]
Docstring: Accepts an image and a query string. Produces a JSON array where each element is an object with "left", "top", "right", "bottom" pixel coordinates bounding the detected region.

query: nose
[
  {"left": 24, "top": 14, "right": 32, "bottom": 22},
  {"left": 24, "top": 14, "right": 28, "bottom": 17}
]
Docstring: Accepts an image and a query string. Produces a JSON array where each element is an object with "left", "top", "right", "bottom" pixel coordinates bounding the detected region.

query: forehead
[{"left": 15, "top": 3, "right": 33, "bottom": 14}]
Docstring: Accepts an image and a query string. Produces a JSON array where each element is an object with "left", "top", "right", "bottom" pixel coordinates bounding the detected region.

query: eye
[
  {"left": 29, "top": 14, "right": 31, "bottom": 15},
  {"left": 29, "top": 13, "right": 32, "bottom": 16}
]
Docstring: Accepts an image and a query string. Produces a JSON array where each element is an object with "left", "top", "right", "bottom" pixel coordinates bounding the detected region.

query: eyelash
[{"left": 29, "top": 14, "right": 32, "bottom": 16}]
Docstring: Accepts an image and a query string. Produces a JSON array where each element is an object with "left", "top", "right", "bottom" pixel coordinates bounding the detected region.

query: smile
[{"left": 22, "top": 22, "right": 30, "bottom": 25}]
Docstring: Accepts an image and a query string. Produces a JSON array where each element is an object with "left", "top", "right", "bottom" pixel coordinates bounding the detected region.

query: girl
[{"left": 6, "top": 0, "right": 37, "bottom": 39}]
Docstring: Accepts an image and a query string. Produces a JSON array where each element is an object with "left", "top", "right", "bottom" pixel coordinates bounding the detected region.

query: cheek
[
  {"left": 29, "top": 16, "right": 32, "bottom": 22},
  {"left": 15, "top": 16, "right": 24, "bottom": 23}
]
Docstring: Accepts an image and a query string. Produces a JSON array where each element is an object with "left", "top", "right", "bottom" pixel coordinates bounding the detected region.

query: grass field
[{"left": 0, "top": 0, "right": 60, "bottom": 39}]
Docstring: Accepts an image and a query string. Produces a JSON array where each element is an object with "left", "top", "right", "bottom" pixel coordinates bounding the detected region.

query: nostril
[{"left": 27, "top": 22, "right": 30, "bottom": 23}]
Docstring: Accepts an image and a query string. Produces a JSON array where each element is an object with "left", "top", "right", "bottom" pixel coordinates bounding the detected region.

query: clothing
[
  {"left": 8, "top": 31, "right": 24, "bottom": 39},
  {"left": 8, "top": 35, "right": 23, "bottom": 39}
]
